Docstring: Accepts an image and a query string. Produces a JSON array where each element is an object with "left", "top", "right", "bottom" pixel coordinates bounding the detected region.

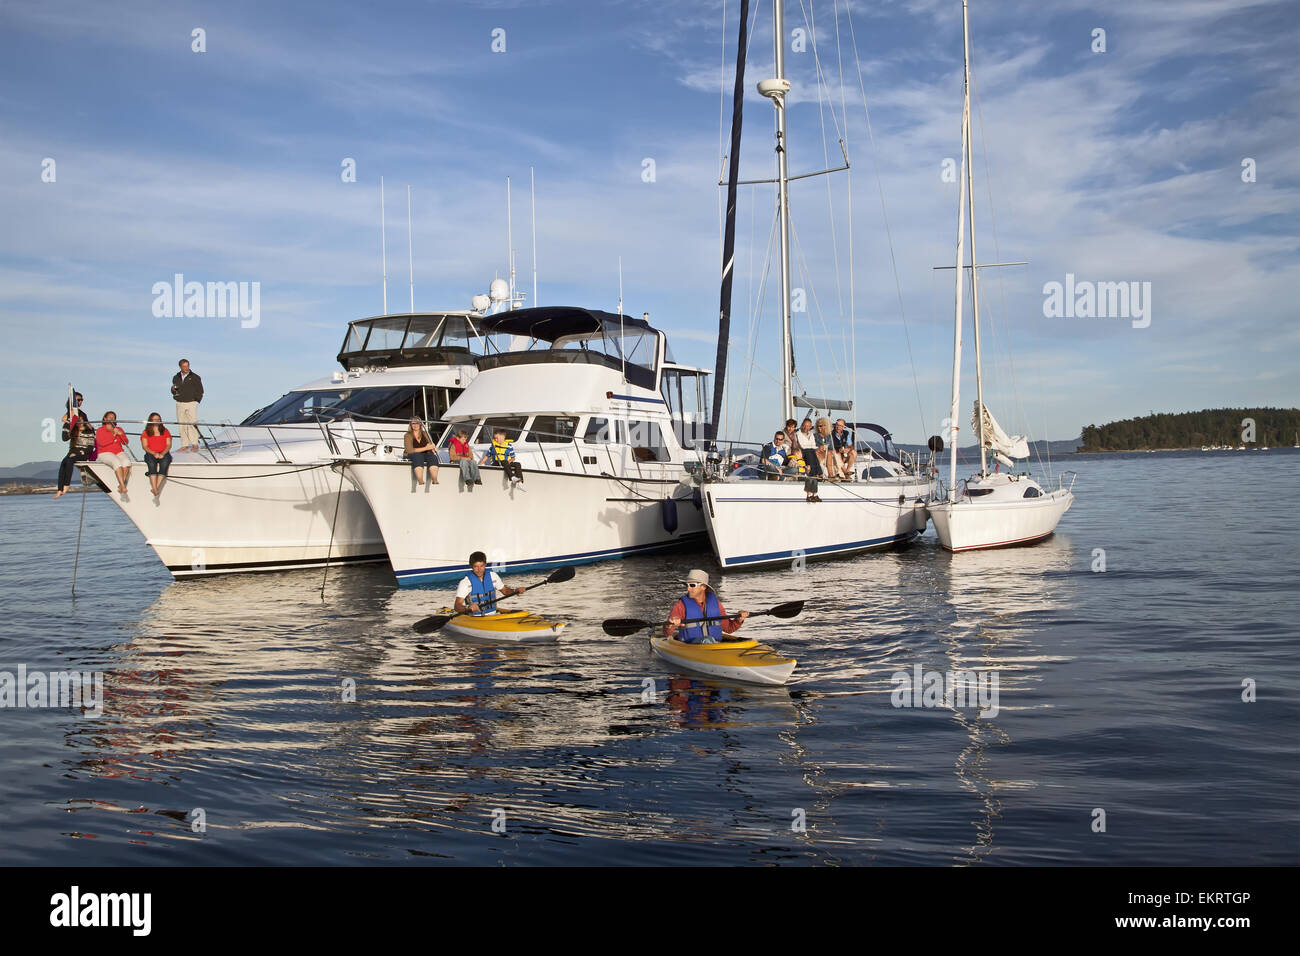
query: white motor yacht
[
  {"left": 339, "top": 306, "right": 713, "bottom": 586},
  {"left": 83, "top": 309, "right": 492, "bottom": 576}
]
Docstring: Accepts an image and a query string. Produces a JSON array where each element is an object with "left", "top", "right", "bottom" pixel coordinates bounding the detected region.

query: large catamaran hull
[
  {"left": 343, "top": 460, "right": 706, "bottom": 586},
  {"left": 82, "top": 458, "right": 387, "bottom": 576},
  {"left": 701, "top": 480, "right": 930, "bottom": 571},
  {"left": 930, "top": 490, "right": 1073, "bottom": 552}
]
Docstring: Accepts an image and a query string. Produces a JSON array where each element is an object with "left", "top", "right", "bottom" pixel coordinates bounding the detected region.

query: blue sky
[{"left": 1, "top": 0, "right": 1296, "bottom": 466}]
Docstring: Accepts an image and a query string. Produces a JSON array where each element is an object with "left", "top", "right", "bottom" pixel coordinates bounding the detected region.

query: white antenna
[
  {"left": 506, "top": 177, "right": 516, "bottom": 309},
  {"left": 618, "top": 256, "right": 626, "bottom": 383},
  {"left": 380, "top": 176, "right": 388, "bottom": 314},
  {"left": 530, "top": 166, "right": 538, "bottom": 307},
  {"left": 406, "top": 184, "right": 414, "bottom": 313}
]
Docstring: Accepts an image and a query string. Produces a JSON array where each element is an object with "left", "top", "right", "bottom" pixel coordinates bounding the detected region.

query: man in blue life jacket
[
  {"left": 454, "top": 550, "right": 524, "bottom": 616},
  {"left": 760, "top": 430, "right": 790, "bottom": 480},
  {"left": 664, "top": 569, "right": 750, "bottom": 644}
]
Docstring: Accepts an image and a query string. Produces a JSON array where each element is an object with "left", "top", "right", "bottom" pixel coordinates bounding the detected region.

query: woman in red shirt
[{"left": 140, "top": 412, "right": 174, "bottom": 498}]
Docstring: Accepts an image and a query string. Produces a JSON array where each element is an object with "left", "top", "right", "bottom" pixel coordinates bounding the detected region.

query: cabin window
[
  {"left": 1023, "top": 486, "right": 1041, "bottom": 498},
  {"left": 867, "top": 465, "right": 893, "bottom": 479},
  {"left": 627, "top": 420, "right": 668, "bottom": 462},
  {"left": 530, "top": 416, "right": 578, "bottom": 444},
  {"left": 240, "top": 386, "right": 422, "bottom": 425},
  {"left": 479, "top": 416, "right": 528, "bottom": 443},
  {"left": 583, "top": 418, "right": 615, "bottom": 443}
]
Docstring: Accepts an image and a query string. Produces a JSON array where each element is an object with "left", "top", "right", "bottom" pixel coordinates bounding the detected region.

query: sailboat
[
  {"left": 928, "top": 0, "right": 1074, "bottom": 553},
  {"left": 698, "top": 0, "right": 931, "bottom": 572}
]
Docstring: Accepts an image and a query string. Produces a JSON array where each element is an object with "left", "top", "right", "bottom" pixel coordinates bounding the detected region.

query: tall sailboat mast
[
  {"left": 947, "top": 5, "right": 972, "bottom": 503},
  {"left": 772, "top": 0, "right": 794, "bottom": 421},
  {"left": 962, "top": 0, "right": 989, "bottom": 476}
]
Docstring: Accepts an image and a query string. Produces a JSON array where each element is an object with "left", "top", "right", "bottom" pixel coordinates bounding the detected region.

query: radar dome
[
  {"left": 471, "top": 293, "right": 491, "bottom": 313},
  {"left": 489, "top": 278, "right": 510, "bottom": 302}
]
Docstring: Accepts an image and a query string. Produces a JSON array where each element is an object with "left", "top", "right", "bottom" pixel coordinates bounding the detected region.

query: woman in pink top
[
  {"left": 95, "top": 411, "right": 131, "bottom": 495},
  {"left": 140, "top": 412, "right": 174, "bottom": 498}
]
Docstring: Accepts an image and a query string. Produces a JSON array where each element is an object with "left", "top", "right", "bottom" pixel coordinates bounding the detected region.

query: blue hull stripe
[
  {"left": 608, "top": 393, "right": 665, "bottom": 405},
  {"left": 394, "top": 534, "right": 705, "bottom": 587},
  {"left": 720, "top": 531, "right": 917, "bottom": 568}
]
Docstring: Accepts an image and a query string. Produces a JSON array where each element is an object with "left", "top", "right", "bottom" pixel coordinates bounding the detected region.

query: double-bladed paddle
[
  {"left": 601, "top": 599, "right": 804, "bottom": 637},
  {"left": 412, "top": 565, "right": 575, "bottom": 634}
]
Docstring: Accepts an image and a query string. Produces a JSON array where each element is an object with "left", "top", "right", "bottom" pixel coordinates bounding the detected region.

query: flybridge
[
  {"left": 473, "top": 306, "right": 669, "bottom": 392},
  {"left": 336, "top": 312, "right": 489, "bottom": 371}
]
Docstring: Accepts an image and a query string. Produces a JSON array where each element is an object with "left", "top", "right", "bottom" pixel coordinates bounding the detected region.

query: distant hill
[
  {"left": 0, "top": 460, "right": 59, "bottom": 482},
  {"left": 1080, "top": 408, "right": 1299, "bottom": 451}
]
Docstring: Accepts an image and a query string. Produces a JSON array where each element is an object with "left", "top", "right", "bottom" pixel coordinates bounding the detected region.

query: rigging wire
[{"left": 845, "top": 6, "right": 928, "bottom": 442}]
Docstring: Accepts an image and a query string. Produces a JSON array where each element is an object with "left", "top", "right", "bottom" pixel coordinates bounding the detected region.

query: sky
[{"left": 1, "top": 0, "right": 1296, "bottom": 466}]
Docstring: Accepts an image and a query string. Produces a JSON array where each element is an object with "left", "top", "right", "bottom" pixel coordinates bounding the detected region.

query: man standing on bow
[{"left": 171, "top": 358, "right": 204, "bottom": 452}]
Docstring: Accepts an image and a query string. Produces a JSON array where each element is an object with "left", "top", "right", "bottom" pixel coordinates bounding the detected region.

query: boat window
[
  {"left": 480, "top": 416, "right": 528, "bottom": 442},
  {"left": 530, "top": 415, "right": 577, "bottom": 444},
  {"left": 966, "top": 487, "right": 995, "bottom": 497},
  {"left": 627, "top": 420, "right": 668, "bottom": 462},
  {"left": 361, "top": 316, "right": 410, "bottom": 352},
  {"left": 583, "top": 417, "right": 615, "bottom": 443},
  {"left": 1023, "top": 486, "right": 1041, "bottom": 498},
  {"left": 240, "top": 386, "right": 423, "bottom": 425},
  {"left": 660, "top": 368, "right": 709, "bottom": 449},
  {"left": 867, "top": 465, "right": 893, "bottom": 479}
]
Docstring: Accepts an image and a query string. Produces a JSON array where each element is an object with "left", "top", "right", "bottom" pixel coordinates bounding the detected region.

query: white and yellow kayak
[
  {"left": 438, "top": 609, "right": 566, "bottom": 643},
  {"left": 649, "top": 636, "right": 797, "bottom": 686}
]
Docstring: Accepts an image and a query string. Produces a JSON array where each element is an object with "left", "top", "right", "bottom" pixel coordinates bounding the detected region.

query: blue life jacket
[
  {"left": 464, "top": 571, "right": 498, "bottom": 615},
  {"left": 762, "top": 443, "right": 787, "bottom": 469},
  {"left": 678, "top": 591, "right": 723, "bottom": 644}
]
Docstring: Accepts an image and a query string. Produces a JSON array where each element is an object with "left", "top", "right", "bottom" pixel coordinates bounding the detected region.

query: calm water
[{"left": 0, "top": 450, "right": 1296, "bottom": 865}]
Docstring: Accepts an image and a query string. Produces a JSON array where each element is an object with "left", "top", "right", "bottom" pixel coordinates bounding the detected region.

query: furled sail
[{"left": 973, "top": 401, "right": 1029, "bottom": 467}]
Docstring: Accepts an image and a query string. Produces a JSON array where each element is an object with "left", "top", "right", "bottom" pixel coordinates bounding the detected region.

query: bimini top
[
  {"left": 476, "top": 306, "right": 666, "bottom": 391},
  {"left": 337, "top": 311, "right": 494, "bottom": 371},
  {"left": 484, "top": 306, "right": 656, "bottom": 343}
]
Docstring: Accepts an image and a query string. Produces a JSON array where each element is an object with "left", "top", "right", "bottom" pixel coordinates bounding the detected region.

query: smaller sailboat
[{"left": 929, "top": 0, "right": 1073, "bottom": 553}]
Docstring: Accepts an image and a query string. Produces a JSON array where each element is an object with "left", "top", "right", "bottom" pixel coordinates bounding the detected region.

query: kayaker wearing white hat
[{"left": 665, "top": 569, "right": 750, "bottom": 644}]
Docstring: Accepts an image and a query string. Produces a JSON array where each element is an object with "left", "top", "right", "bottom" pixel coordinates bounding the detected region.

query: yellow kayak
[
  {"left": 438, "top": 609, "right": 566, "bottom": 643},
  {"left": 649, "top": 636, "right": 797, "bottom": 686}
]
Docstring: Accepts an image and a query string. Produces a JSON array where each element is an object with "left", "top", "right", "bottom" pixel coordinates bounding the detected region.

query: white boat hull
[
  {"left": 343, "top": 461, "right": 706, "bottom": 586},
  {"left": 931, "top": 488, "right": 1073, "bottom": 551},
  {"left": 701, "top": 478, "right": 930, "bottom": 570},
  {"left": 82, "top": 457, "right": 386, "bottom": 576}
]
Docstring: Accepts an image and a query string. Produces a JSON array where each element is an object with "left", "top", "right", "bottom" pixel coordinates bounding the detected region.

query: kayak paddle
[
  {"left": 412, "top": 564, "right": 576, "bottom": 634},
  {"left": 601, "top": 599, "right": 804, "bottom": 637}
]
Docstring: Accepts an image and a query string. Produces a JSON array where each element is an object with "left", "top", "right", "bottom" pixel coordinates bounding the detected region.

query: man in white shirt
[
  {"left": 454, "top": 550, "right": 523, "bottom": 616},
  {"left": 794, "top": 417, "right": 822, "bottom": 477}
]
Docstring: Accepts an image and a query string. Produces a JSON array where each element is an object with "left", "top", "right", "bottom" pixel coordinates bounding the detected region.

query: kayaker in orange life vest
[{"left": 665, "top": 569, "right": 750, "bottom": 644}]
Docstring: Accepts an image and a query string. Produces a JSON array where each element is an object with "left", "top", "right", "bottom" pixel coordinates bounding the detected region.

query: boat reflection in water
[{"left": 932, "top": 533, "right": 1078, "bottom": 864}]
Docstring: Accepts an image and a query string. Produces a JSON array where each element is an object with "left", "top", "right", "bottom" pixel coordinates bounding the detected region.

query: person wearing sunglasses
[
  {"left": 664, "top": 569, "right": 749, "bottom": 644},
  {"left": 760, "top": 430, "right": 789, "bottom": 480},
  {"left": 95, "top": 412, "right": 132, "bottom": 495}
]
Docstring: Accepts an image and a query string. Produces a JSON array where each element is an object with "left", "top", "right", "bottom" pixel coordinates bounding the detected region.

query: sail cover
[{"left": 973, "top": 401, "right": 1029, "bottom": 467}]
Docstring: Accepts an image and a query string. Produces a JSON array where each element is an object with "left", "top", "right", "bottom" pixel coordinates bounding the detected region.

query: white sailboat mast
[
  {"left": 773, "top": 0, "right": 794, "bottom": 422},
  {"left": 962, "top": 0, "right": 989, "bottom": 475},
  {"left": 947, "top": 6, "right": 972, "bottom": 503},
  {"left": 407, "top": 184, "right": 415, "bottom": 313}
]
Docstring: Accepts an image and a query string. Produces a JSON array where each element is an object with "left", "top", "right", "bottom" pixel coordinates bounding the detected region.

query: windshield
[{"left": 241, "top": 386, "right": 423, "bottom": 425}]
